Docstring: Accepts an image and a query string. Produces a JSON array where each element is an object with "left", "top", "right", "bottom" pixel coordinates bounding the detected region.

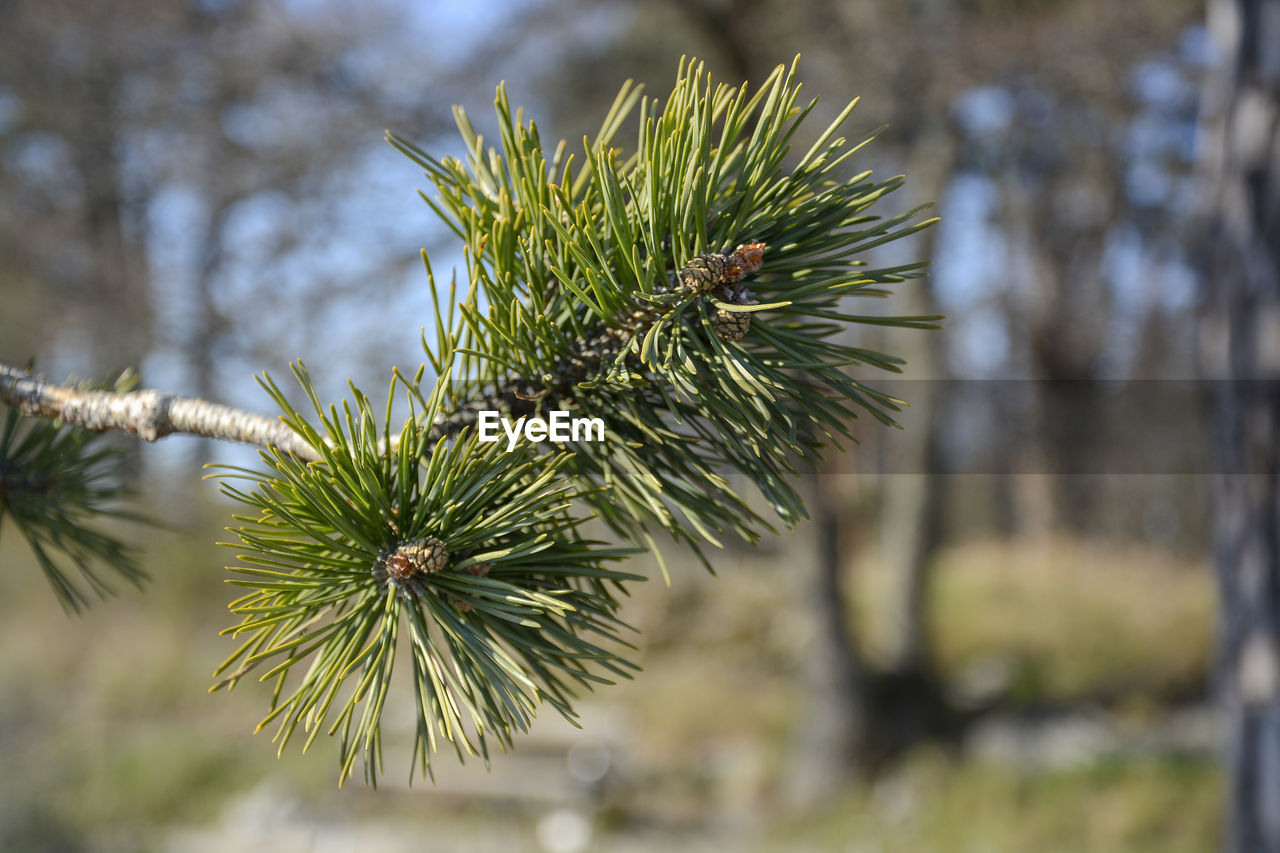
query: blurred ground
[{"left": 0, "top": 491, "right": 1218, "bottom": 853}]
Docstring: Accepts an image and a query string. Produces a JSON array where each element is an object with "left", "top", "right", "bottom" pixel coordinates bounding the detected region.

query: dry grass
[
  {"left": 851, "top": 536, "right": 1214, "bottom": 706},
  {"left": 0, "top": 502, "right": 1219, "bottom": 851}
]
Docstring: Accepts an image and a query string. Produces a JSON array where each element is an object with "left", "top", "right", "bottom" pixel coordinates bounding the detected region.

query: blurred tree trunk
[
  {"left": 877, "top": 210, "right": 946, "bottom": 680},
  {"left": 75, "top": 75, "right": 153, "bottom": 378},
  {"left": 0, "top": 2, "right": 157, "bottom": 377},
  {"left": 1000, "top": 136, "right": 1116, "bottom": 537},
  {"left": 786, "top": 1, "right": 956, "bottom": 803},
  {"left": 880, "top": 313, "right": 943, "bottom": 675},
  {"left": 1197, "top": 0, "right": 1280, "bottom": 850},
  {"left": 783, "top": 468, "right": 867, "bottom": 805},
  {"left": 880, "top": 60, "right": 953, "bottom": 676}
]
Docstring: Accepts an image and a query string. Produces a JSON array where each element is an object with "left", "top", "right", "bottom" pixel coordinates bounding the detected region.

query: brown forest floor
[{"left": 0, "top": 498, "right": 1219, "bottom": 853}]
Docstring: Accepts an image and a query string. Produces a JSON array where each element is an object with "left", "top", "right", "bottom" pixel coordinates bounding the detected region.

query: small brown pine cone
[
  {"left": 403, "top": 536, "right": 450, "bottom": 573},
  {"left": 380, "top": 536, "right": 450, "bottom": 582},
  {"left": 679, "top": 252, "right": 729, "bottom": 292},
  {"left": 713, "top": 308, "right": 751, "bottom": 342}
]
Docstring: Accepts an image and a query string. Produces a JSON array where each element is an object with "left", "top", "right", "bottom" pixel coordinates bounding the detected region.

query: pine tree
[{"left": 0, "top": 57, "right": 937, "bottom": 786}]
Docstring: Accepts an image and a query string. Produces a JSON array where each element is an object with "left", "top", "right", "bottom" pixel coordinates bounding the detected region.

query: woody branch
[
  {"left": 429, "top": 242, "right": 767, "bottom": 439},
  {"left": 0, "top": 362, "right": 320, "bottom": 462},
  {"left": 1, "top": 247, "right": 764, "bottom": 458}
]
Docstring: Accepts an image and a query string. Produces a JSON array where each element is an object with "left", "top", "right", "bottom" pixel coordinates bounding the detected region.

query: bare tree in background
[
  {"left": 0, "top": 0, "right": 450, "bottom": 462},
  {"left": 1197, "top": 0, "right": 1280, "bottom": 849},
  {"left": 0, "top": 0, "right": 163, "bottom": 377},
  {"left": 520, "top": 0, "right": 1203, "bottom": 801}
]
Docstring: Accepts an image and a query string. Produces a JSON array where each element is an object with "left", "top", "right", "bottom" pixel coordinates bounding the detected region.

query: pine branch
[
  {"left": 394, "top": 57, "right": 941, "bottom": 561},
  {"left": 210, "top": 362, "right": 643, "bottom": 786},
  {"left": 0, "top": 362, "right": 320, "bottom": 462},
  {"left": 428, "top": 242, "right": 765, "bottom": 439},
  {"left": 3, "top": 56, "right": 939, "bottom": 785}
]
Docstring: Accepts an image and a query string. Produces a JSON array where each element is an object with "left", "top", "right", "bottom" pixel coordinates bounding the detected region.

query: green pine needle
[
  {"left": 0, "top": 379, "right": 148, "bottom": 613},
  {"left": 3, "top": 55, "right": 939, "bottom": 790},
  {"left": 210, "top": 364, "right": 642, "bottom": 786},
  {"left": 388, "top": 54, "right": 939, "bottom": 556}
]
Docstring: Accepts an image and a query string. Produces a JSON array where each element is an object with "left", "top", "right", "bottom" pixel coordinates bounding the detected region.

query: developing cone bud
[
  {"left": 677, "top": 242, "right": 765, "bottom": 342},
  {"left": 380, "top": 536, "right": 450, "bottom": 581},
  {"left": 678, "top": 242, "right": 766, "bottom": 292},
  {"left": 724, "top": 242, "right": 766, "bottom": 282},
  {"left": 713, "top": 308, "right": 751, "bottom": 342}
]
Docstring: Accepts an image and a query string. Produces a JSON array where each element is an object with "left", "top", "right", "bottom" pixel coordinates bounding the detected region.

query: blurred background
[{"left": 0, "top": 0, "right": 1264, "bottom": 850}]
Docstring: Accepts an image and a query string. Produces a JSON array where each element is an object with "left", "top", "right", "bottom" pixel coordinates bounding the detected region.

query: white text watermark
[{"left": 477, "top": 410, "right": 606, "bottom": 452}]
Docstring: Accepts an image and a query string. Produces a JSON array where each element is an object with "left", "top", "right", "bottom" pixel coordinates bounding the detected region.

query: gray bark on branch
[{"left": 0, "top": 362, "right": 320, "bottom": 462}]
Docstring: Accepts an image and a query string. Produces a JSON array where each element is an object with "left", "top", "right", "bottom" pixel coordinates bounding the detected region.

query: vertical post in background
[{"left": 1198, "top": 0, "right": 1280, "bottom": 849}]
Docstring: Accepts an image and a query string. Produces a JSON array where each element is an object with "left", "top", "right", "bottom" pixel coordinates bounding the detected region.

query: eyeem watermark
[{"left": 477, "top": 410, "right": 606, "bottom": 452}]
